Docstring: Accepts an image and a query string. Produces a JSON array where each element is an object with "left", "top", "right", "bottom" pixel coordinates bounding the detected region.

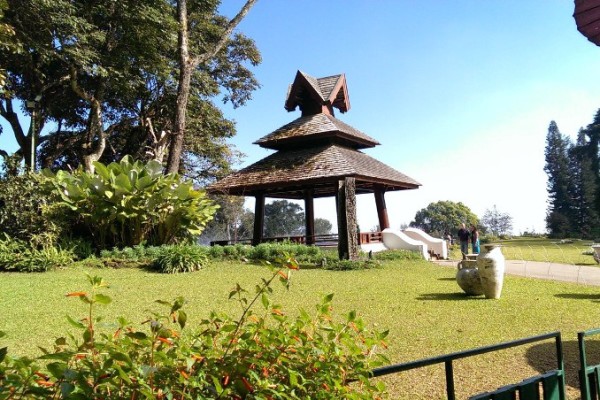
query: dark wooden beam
[
  {"left": 252, "top": 193, "right": 265, "bottom": 246},
  {"left": 337, "top": 177, "right": 358, "bottom": 260},
  {"left": 374, "top": 188, "right": 390, "bottom": 230},
  {"left": 304, "top": 189, "right": 315, "bottom": 245}
]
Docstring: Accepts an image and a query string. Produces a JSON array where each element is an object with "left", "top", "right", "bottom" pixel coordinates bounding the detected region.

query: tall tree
[
  {"left": 2, "top": 0, "right": 260, "bottom": 181},
  {"left": 481, "top": 205, "right": 513, "bottom": 236},
  {"left": 567, "top": 129, "right": 599, "bottom": 238},
  {"left": 314, "top": 218, "right": 333, "bottom": 235},
  {"left": 544, "top": 121, "right": 573, "bottom": 238},
  {"left": 410, "top": 200, "right": 478, "bottom": 238},
  {"left": 199, "top": 195, "right": 253, "bottom": 244},
  {"left": 166, "top": 0, "right": 258, "bottom": 174},
  {"left": 263, "top": 200, "right": 304, "bottom": 238}
]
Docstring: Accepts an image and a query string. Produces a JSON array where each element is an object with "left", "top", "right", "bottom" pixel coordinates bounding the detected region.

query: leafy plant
[
  {"left": 373, "top": 249, "right": 424, "bottom": 261},
  {"left": 43, "top": 156, "right": 219, "bottom": 250},
  {"left": 0, "top": 259, "right": 388, "bottom": 398},
  {"left": 0, "top": 172, "right": 64, "bottom": 244},
  {"left": 0, "top": 234, "right": 74, "bottom": 272},
  {"left": 150, "top": 244, "right": 209, "bottom": 273}
]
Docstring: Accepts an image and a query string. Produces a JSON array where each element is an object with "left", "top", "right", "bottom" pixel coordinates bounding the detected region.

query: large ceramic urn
[
  {"left": 456, "top": 261, "right": 483, "bottom": 296},
  {"left": 477, "top": 244, "right": 505, "bottom": 299}
]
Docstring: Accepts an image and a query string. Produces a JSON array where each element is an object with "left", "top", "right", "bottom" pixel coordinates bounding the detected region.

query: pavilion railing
[{"left": 210, "top": 231, "right": 383, "bottom": 247}]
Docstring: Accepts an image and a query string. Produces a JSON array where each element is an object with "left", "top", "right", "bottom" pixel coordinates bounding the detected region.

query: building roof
[
  {"left": 208, "top": 143, "right": 421, "bottom": 199},
  {"left": 574, "top": 0, "right": 600, "bottom": 46},
  {"left": 284, "top": 71, "right": 350, "bottom": 115},
  {"left": 254, "top": 112, "right": 380, "bottom": 150}
]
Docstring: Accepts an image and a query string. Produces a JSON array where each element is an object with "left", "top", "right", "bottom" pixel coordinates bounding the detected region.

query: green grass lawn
[
  {"left": 449, "top": 236, "right": 599, "bottom": 266},
  {"left": 2, "top": 259, "right": 600, "bottom": 399}
]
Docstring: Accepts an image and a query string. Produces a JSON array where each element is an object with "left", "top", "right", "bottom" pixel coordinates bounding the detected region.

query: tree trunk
[
  {"left": 166, "top": 0, "right": 258, "bottom": 175},
  {"left": 337, "top": 178, "right": 358, "bottom": 260}
]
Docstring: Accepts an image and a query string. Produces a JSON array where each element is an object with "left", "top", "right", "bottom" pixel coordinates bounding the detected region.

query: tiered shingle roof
[
  {"left": 254, "top": 112, "right": 379, "bottom": 150},
  {"left": 208, "top": 70, "right": 420, "bottom": 198},
  {"left": 209, "top": 144, "right": 420, "bottom": 198}
]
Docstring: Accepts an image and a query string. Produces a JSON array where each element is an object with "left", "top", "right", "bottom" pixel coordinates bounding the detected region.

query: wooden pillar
[
  {"left": 374, "top": 188, "right": 390, "bottom": 230},
  {"left": 337, "top": 177, "right": 358, "bottom": 260},
  {"left": 304, "top": 189, "right": 315, "bottom": 245},
  {"left": 252, "top": 193, "right": 265, "bottom": 246}
]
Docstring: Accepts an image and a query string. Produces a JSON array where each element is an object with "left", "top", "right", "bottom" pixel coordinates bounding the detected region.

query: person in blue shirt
[{"left": 470, "top": 224, "right": 480, "bottom": 254}]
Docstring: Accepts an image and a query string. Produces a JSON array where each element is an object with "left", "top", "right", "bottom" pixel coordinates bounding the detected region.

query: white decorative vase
[
  {"left": 477, "top": 244, "right": 505, "bottom": 299},
  {"left": 456, "top": 263, "right": 483, "bottom": 296}
]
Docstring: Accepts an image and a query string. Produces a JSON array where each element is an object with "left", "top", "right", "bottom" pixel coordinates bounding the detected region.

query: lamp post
[{"left": 25, "top": 94, "right": 42, "bottom": 172}]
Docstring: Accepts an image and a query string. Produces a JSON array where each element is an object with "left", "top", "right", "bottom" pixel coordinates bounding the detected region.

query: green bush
[
  {"left": 0, "top": 172, "right": 64, "bottom": 244},
  {"left": 207, "top": 244, "right": 225, "bottom": 259},
  {"left": 372, "top": 249, "right": 423, "bottom": 261},
  {"left": 43, "top": 156, "right": 219, "bottom": 250},
  {"left": 150, "top": 244, "right": 209, "bottom": 273},
  {"left": 247, "top": 242, "right": 324, "bottom": 263},
  {"left": 0, "top": 263, "right": 388, "bottom": 398},
  {"left": 0, "top": 234, "right": 74, "bottom": 272}
]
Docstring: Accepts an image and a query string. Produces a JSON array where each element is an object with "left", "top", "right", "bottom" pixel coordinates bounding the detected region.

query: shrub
[
  {"left": 43, "top": 156, "right": 219, "bottom": 250},
  {"left": 208, "top": 244, "right": 225, "bottom": 259},
  {"left": 150, "top": 244, "right": 209, "bottom": 273},
  {"left": 247, "top": 242, "right": 324, "bottom": 263},
  {"left": 372, "top": 249, "right": 423, "bottom": 261},
  {"left": 0, "top": 234, "right": 74, "bottom": 272},
  {"left": 0, "top": 172, "right": 64, "bottom": 244},
  {"left": 0, "top": 261, "right": 388, "bottom": 398}
]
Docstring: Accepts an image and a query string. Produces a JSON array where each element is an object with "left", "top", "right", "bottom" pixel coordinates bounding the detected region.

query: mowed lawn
[
  {"left": 3, "top": 259, "right": 600, "bottom": 399},
  {"left": 449, "top": 236, "right": 598, "bottom": 266}
]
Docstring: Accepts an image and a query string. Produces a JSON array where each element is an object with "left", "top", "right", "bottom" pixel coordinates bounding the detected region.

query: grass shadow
[
  {"left": 526, "top": 339, "right": 600, "bottom": 391},
  {"left": 555, "top": 293, "right": 600, "bottom": 301},
  {"left": 417, "top": 292, "right": 484, "bottom": 301},
  {"left": 438, "top": 277, "right": 456, "bottom": 281}
]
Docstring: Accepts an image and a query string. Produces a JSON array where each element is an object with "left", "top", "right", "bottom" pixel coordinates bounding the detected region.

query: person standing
[
  {"left": 457, "top": 223, "right": 470, "bottom": 258},
  {"left": 470, "top": 224, "right": 480, "bottom": 254}
]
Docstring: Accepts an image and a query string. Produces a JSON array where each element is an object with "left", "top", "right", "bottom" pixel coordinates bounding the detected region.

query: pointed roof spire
[{"left": 284, "top": 71, "right": 350, "bottom": 116}]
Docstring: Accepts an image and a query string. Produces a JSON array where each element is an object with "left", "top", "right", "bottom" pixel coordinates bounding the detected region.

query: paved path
[{"left": 433, "top": 259, "right": 600, "bottom": 286}]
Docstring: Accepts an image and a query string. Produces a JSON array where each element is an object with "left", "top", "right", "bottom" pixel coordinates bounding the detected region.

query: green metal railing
[
  {"left": 578, "top": 327, "right": 600, "bottom": 400},
  {"left": 370, "top": 331, "right": 565, "bottom": 400}
]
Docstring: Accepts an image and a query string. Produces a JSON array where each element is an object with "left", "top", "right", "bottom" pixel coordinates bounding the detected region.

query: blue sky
[
  {"left": 215, "top": 0, "right": 600, "bottom": 234},
  {"left": 2, "top": 1, "right": 600, "bottom": 235}
]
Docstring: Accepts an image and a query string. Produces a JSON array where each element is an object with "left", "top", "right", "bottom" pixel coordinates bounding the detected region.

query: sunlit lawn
[
  {"left": 2, "top": 260, "right": 600, "bottom": 399},
  {"left": 449, "top": 236, "right": 598, "bottom": 266}
]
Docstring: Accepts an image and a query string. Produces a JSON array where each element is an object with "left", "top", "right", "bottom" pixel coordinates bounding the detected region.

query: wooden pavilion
[{"left": 208, "top": 70, "right": 420, "bottom": 259}]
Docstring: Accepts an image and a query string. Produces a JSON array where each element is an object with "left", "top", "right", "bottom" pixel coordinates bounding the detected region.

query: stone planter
[
  {"left": 477, "top": 244, "right": 505, "bottom": 299},
  {"left": 591, "top": 244, "right": 600, "bottom": 264},
  {"left": 456, "top": 262, "right": 483, "bottom": 296}
]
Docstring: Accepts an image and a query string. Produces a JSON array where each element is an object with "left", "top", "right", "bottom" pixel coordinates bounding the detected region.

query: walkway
[{"left": 433, "top": 259, "right": 600, "bottom": 287}]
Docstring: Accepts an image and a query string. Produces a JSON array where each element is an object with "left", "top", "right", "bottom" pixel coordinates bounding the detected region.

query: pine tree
[
  {"left": 568, "top": 129, "right": 599, "bottom": 239},
  {"left": 544, "top": 121, "right": 573, "bottom": 238},
  {"left": 581, "top": 109, "right": 600, "bottom": 227}
]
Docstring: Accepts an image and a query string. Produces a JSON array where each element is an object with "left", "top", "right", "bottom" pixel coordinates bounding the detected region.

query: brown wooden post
[
  {"left": 252, "top": 193, "right": 265, "bottom": 246},
  {"left": 304, "top": 189, "right": 315, "bottom": 245},
  {"left": 337, "top": 178, "right": 358, "bottom": 260},
  {"left": 374, "top": 188, "right": 390, "bottom": 230}
]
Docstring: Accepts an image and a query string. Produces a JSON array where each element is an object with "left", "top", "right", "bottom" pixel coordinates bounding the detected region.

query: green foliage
[
  {"left": 247, "top": 242, "right": 324, "bottom": 264},
  {"left": 0, "top": 172, "right": 64, "bottom": 244},
  {"left": 373, "top": 249, "right": 424, "bottom": 261},
  {"left": 150, "top": 244, "right": 209, "bottom": 274},
  {"left": 0, "top": 234, "right": 74, "bottom": 272},
  {"left": 0, "top": 262, "right": 387, "bottom": 398},
  {"left": 264, "top": 200, "right": 305, "bottom": 237},
  {"left": 481, "top": 205, "right": 513, "bottom": 236},
  {"left": 43, "top": 156, "right": 218, "bottom": 250},
  {"left": 411, "top": 200, "right": 479, "bottom": 238}
]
